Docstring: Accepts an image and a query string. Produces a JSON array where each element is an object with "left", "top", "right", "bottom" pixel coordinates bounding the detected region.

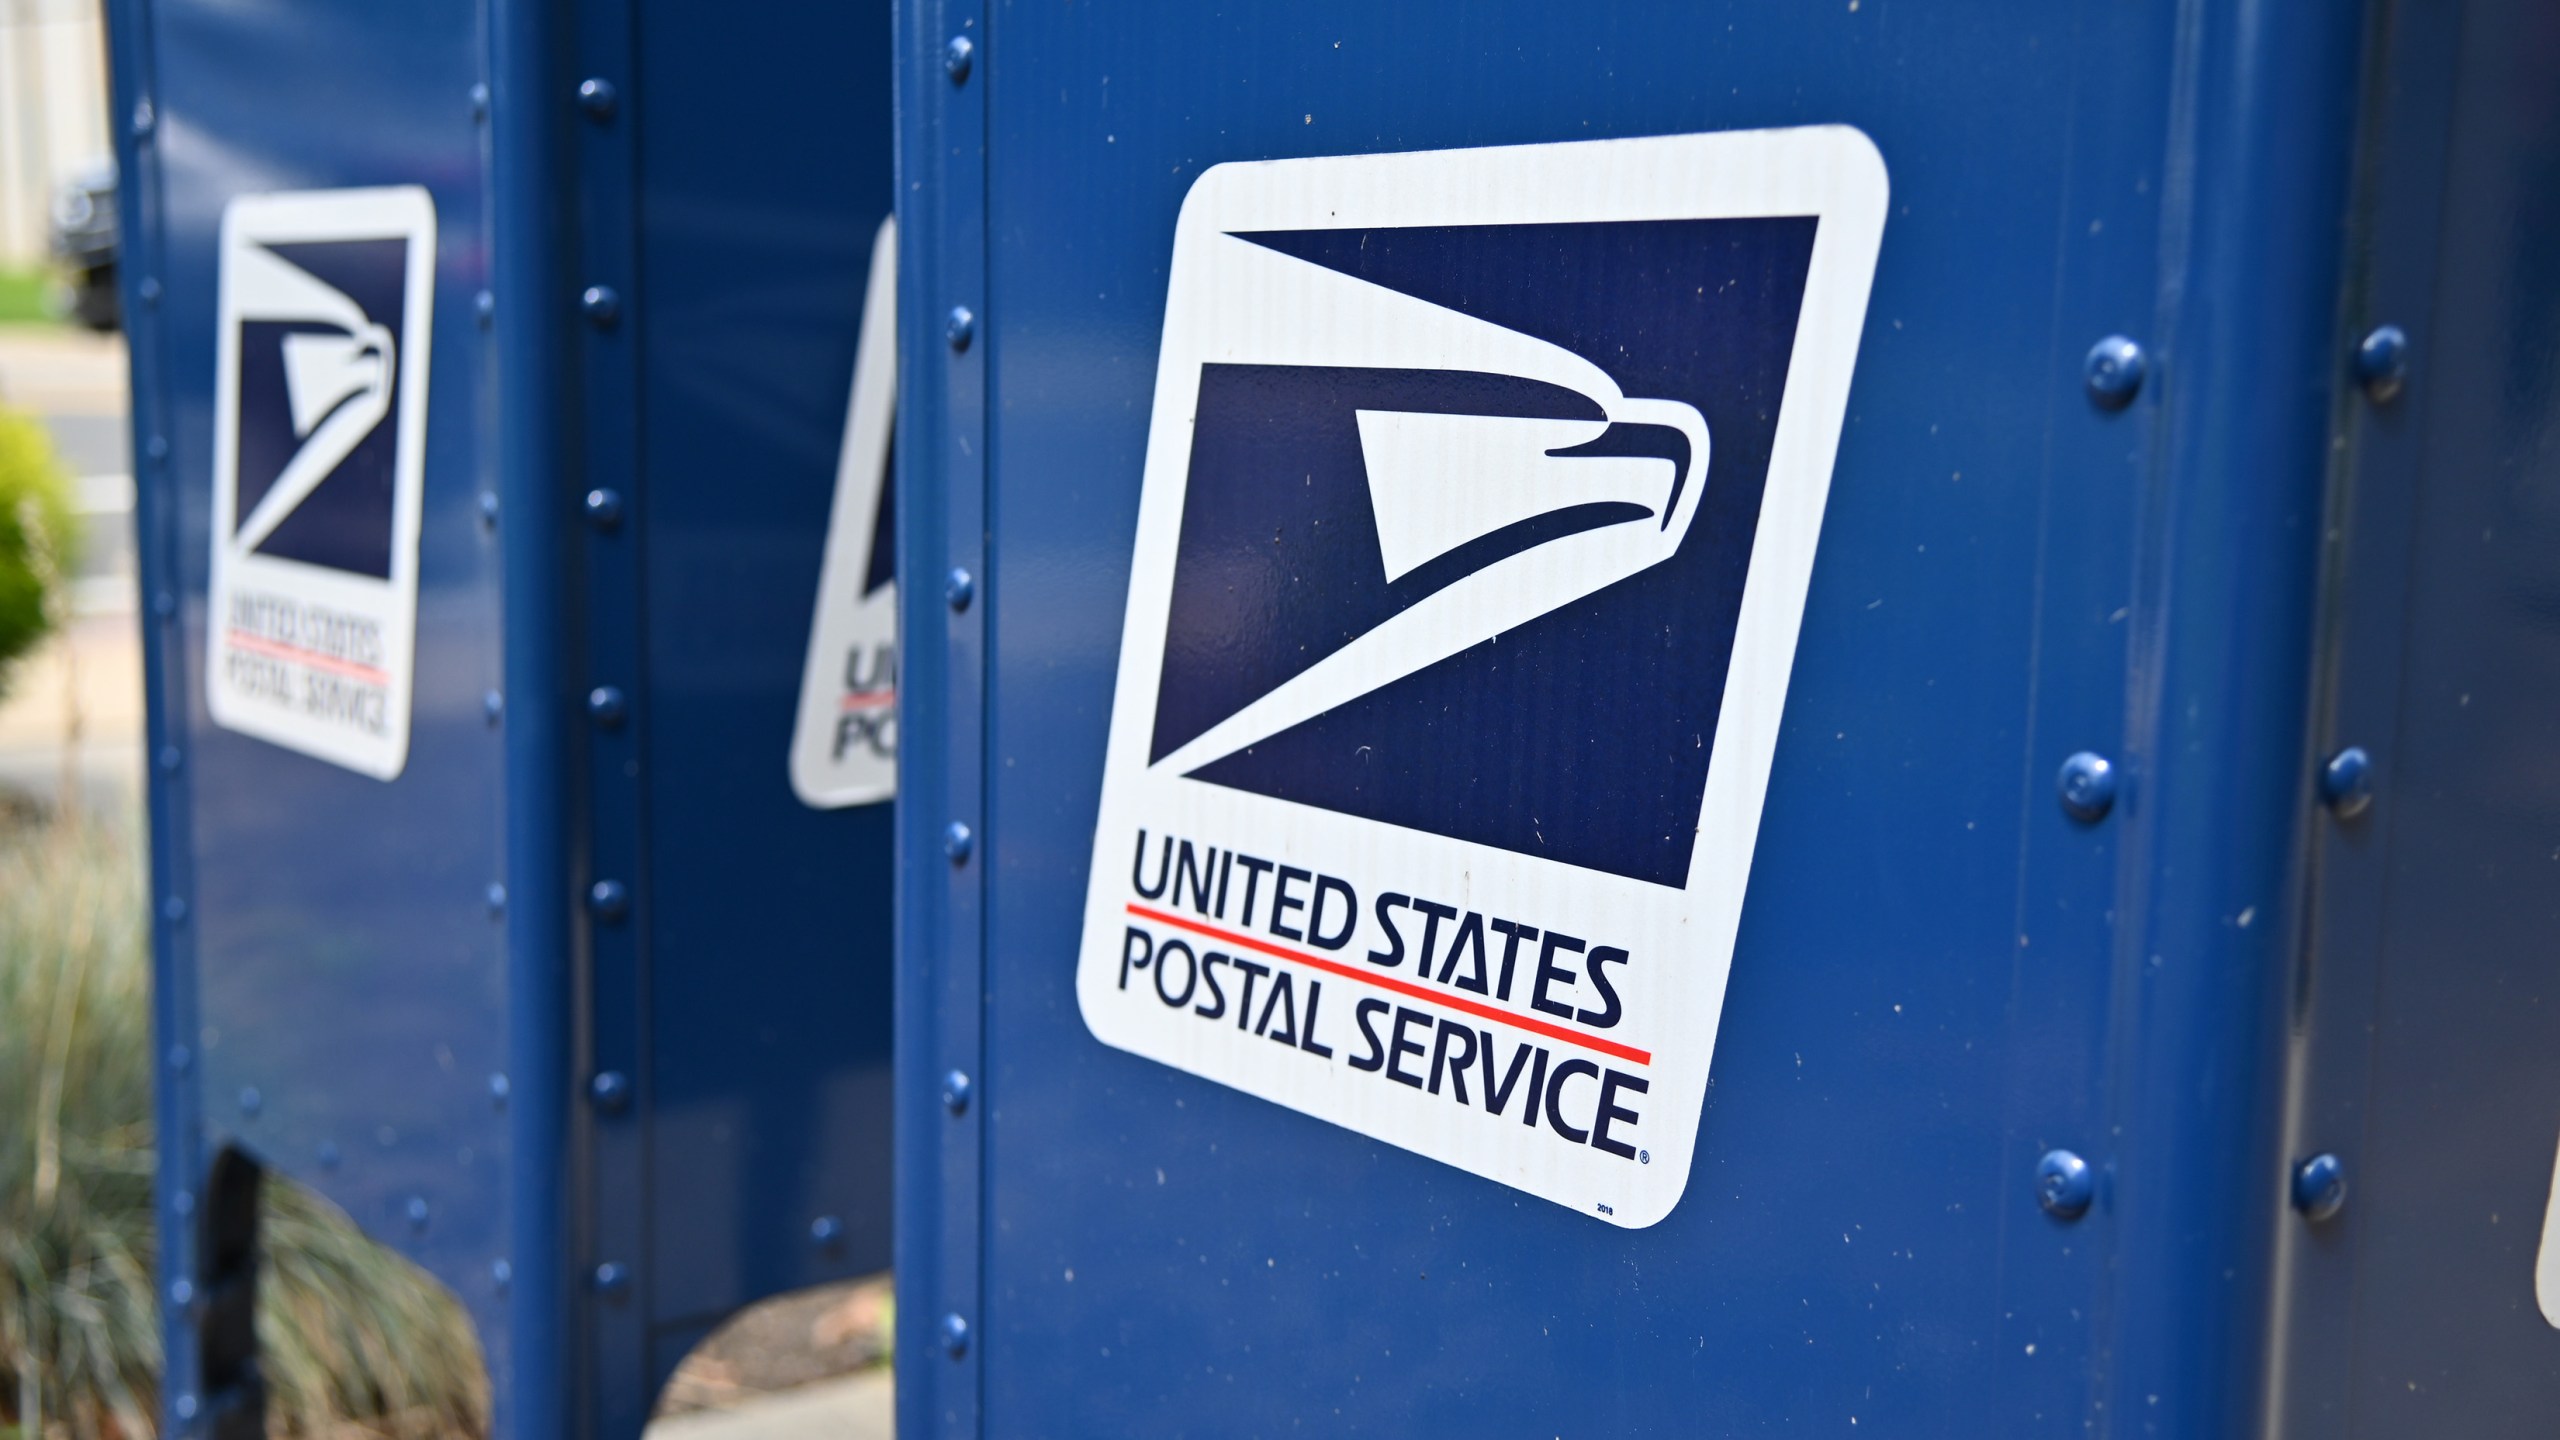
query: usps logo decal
[
  {"left": 791, "top": 216, "right": 899, "bottom": 808},
  {"left": 1077, "top": 128, "right": 1887, "bottom": 1227},
  {"left": 207, "top": 187, "right": 436, "bottom": 779}
]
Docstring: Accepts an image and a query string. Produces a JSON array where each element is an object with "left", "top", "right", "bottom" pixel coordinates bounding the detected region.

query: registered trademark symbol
[{"left": 1638, "top": 1149, "right": 1650, "bottom": 1165}]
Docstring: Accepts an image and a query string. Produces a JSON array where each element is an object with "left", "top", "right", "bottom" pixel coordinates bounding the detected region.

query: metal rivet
[
  {"left": 589, "top": 879, "right": 630, "bottom": 922},
  {"left": 2354, "top": 326, "right": 2408, "bottom": 404},
  {"left": 153, "top": 589, "right": 176, "bottom": 617},
  {"left": 2293, "top": 1152, "right": 2347, "bottom": 1222},
  {"left": 943, "top": 1069, "right": 973, "bottom": 1115},
  {"left": 483, "top": 690, "right": 505, "bottom": 725},
  {"left": 488, "top": 1073, "right": 511, "bottom": 1107},
  {"left": 317, "top": 1142, "right": 340, "bottom": 1170},
  {"left": 491, "top": 1258, "right": 513, "bottom": 1292},
  {"left": 485, "top": 882, "right": 507, "bottom": 916},
  {"left": 161, "top": 895, "right": 189, "bottom": 924},
  {"left": 589, "top": 1071, "right": 632, "bottom": 1112},
  {"left": 173, "top": 1393, "right": 199, "bottom": 1421},
  {"left": 581, "top": 285, "right": 620, "bottom": 326},
  {"left": 584, "top": 487, "right": 624, "bottom": 530},
  {"left": 469, "top": 83, "right": 490, "bottom": 121},
  {"left": 167, "top": 1043, "right": 192, "bottom": 1075},
  {"left": 171, "top": 1189, "right": 195, "bottom": 1218},
  {"left": 139, "top": 277, "right": 163, "bottom": 306},
  {"left": 475, "top": 290, "right": 496, "bottom": 327},
  {"left": 940, "top": 1311, "right": 971, "bottom": 1358},
  {"left": 944, "top": 821, "right": 974, "bottom": 864},
  {"left": 478, "top": 491, "right": 501, "bottom": 527},
  {"left": 944, "top": 35, "right": 974, "bottom": 83},
  {"left": 591, "top": 1262, "right": 631, "bottom": 1299},
  {"left": 2036, "top": 1148, "right": 2093, "bottom": 1218},
  {"left": 157, "top": 745, "right": 181, "bottom": 772},
  {"left": 2056, "top": 751, "right": 2118, "bottom": 822},
  {"left": 810, "top": 1215, "right": 845, "bottom": 1247},
  {"left": 947, "top": 305, "right": 975, "bottom": 352},
  {"left": 237, "top": 1086, "right": 263, "bottom": 1117},
  {"left": 131, "top": 98, "right": 155, "bottom": 139},
  {"left": 2319, "top": 745, "right": 2373, "bottom": 818},
  {"left": 577, "top": 77, "right": 617, "bottom": 118},
  {"left": 945, "top": 566, "right": 974, "bottom": 611},
  {"left": 588, "top": 685, "right": 628, "bottom": 727},
  {"left": 168, "top": 1277, "right": 196, "bottom": 1310},
  {"left": 406, "top": 1196, "right": 431, "bottom": 1231},
  {"left": 147, "top": 434, "right": 169, "bottom": 462},
  {"left": 2083, "top": 335, "right": 2146, "bottom": 409}
]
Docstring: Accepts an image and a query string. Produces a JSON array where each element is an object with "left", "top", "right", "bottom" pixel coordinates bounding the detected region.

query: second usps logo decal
[
  {"left": 1077, "top": 127, "right": 1888, "bottom": 1226},
  {"left": 207, "top": 186, "right": 436, "bottom": 779}
]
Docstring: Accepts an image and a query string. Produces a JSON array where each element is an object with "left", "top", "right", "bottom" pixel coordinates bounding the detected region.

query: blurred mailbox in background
[
  {"left": 105, "top": 0, "right": 898, "bottom": 1435},
  {"left": 891, "top": 0, "right": 2560, "bottom": 1436}
]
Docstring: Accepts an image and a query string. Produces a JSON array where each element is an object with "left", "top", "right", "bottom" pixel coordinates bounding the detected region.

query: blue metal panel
[
  {"left": 103, "top": 0, "right": 198, "bottom": 1418},
  {"left": 119, "top": 0, "right": 901, "bottom": 1434},
  {"left": 565, "top": 0, "right": 652, "bottom": 1428},
  {"left": 623, "top": 0, "right": 899, "bottom": 1399},
  {"left": 893, "top": 1, "right": 989, "bottom": 1435},
  {"left": 895, "top": 2, "right": 2385, "bottom": 1433},
  {"left": 2270, "top": 0, "right": 2560, "bottom": 1432},
  {"left": 490, "top": 3, "right": 578, "bottom": 1436},
  {"left": 117, "top": 3, "right": 515, "bottom": 1427},
  {"left": 2100, "top": 0, "right": 2367, "bottom": 1427}
]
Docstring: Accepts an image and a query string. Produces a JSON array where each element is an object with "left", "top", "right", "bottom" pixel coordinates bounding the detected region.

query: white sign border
[
  {"left": 205, "top": 185, "right": 437, "bottom": 781},
  {"left": 1078, "top": 126, "right": 1888, "bottom": 1228}
]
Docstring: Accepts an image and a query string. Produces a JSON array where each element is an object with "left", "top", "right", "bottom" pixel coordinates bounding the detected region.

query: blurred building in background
[
  {"left": 0, "top": 0, "right": 109, "bottom": 268},
  {"left": 0, "top": 0, "right": 127, "bottom": 815}
]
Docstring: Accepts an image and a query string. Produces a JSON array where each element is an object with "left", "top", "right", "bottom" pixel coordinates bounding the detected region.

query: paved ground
[
  {"left": 654, "top": 1275, "right": 894, "bottom": 1418},
  {"left": 647, "top": 1370, "right": 893, "bottom": 1440},
  {"left": 0, "top": 324, "right": 142, "bottom": 818},
  {"left": 0, "top": 324, "right": 128, "bottom": 437}
]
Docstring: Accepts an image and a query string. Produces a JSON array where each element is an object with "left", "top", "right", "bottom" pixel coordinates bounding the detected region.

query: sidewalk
[
  {"left": 0, "top": 323, "right": 127, "bottom": 418},
  {"left": 645, "top": 1371, "right": 893, "bottom": 1440}
]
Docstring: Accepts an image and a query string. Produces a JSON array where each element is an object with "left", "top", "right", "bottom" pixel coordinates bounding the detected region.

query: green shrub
[
  {"left": 0, "top": 815, "right": 490, "bottom": 1440},
  {"left": 0, "top": 408, "right": 78, "bottom": 697}
]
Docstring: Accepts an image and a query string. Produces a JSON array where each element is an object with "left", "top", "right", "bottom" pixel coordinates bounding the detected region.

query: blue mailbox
[
  {"left": 890, "top": 0, "right": 2560, "bottom": 1435},
  {"left": 105, "top": 1, "right": 900, "bottom": 1435}
]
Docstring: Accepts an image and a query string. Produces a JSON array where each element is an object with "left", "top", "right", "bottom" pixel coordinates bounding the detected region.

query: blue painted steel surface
[
  {"left": 2270, "top": 1, "right": 2560, "bottom": 1432},
  {"left": 111, "top": 6, "right": 516, "bottom": 1428},
  {"left": 893, "top": 1, "right": 989, "bottom": 1432},
  {"left": 632, "top": 0, "right": 896, "bottom": 1343},
  {"left": 112, "top": 0, "right": 899, "bottom": 1434},
  {"left": 891, "top": 1, "right": 2551, "bottom": 1434},
  {"left": 608, "top": 0, "right": 900, "bottom": 1421},
  {"left": 491, "top": 6, "right": 576, "bottom": 1436}
]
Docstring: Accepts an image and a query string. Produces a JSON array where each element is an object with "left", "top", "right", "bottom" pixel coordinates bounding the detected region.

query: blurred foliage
[
  {"left": 0, "top": 407, "right": 78, "bottom": 698},
  {"left": 0, "top": 813, "right": 490, "bottom": 1440},
  {"left": 0, "top": 813, "right": 155, "bottom": 1439},
  {"left": 257, "top": 1183, "right": 491, "bottom": 1440}
]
